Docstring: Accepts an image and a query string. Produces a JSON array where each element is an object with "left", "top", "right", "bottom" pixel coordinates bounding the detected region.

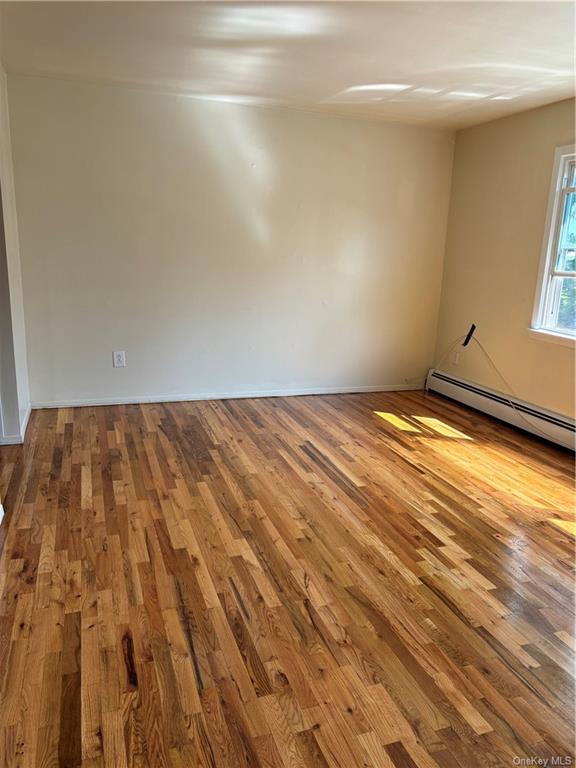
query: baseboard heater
[{"left": 426, "top": 370, "right": 574, "bottom": 450}]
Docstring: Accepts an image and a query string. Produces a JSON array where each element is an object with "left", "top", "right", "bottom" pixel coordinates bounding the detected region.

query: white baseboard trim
[
  {"left": 31, "top": 382, "right": 424, "bottom": 410},
  {"left": 20, "top": 404, "right": 31, "bottom": 438},
  {"left": 0, "top": 403, "right": 31, "bottom": 446}
]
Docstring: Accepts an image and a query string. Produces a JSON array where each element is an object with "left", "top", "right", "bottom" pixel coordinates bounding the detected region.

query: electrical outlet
[
  {"left": 113, "top": 351, "right": 126, "bottom": 368},
  {"left": 452, "top": 351, "right": 460, "bottom": 365}
]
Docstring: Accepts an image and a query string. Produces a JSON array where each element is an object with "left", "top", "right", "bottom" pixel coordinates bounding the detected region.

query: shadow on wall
[
  {"left": 177, "top": 99, "right": 430, "bottom": 386},
  {"left": 90, "top": 97, "right": 425, "bottom": 386},
  {"left": 11, "top": 76, "right": 451, "bottom": 402}
]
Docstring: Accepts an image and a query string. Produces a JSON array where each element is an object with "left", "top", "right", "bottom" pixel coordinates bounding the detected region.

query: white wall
[
  {"left": 0, "top": 62, "right": 29, "bottom": 440},
  {"left": 8, "top": 75, "right": 454, "bottom": 407},
  {"left": 435, "top": 98, "right": 575, "bottom": 419}
]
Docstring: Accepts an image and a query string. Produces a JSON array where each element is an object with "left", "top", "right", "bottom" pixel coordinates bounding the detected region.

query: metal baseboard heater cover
[{"left": 426, "top": 370, "right": 575, "bottom": 450}]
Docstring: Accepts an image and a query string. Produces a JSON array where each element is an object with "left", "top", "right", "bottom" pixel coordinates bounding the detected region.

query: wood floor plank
[{"left": 0, "top": 391, "right": 573, "bottom": 767}]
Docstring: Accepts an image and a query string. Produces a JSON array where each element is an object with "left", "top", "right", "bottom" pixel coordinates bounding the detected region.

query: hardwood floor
[{"left": 0, "top": 391, "right": 573, "bottom": 767}]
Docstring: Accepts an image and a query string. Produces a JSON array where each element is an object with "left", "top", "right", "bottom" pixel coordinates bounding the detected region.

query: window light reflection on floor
[
  {"left": 412, "top": 416, "right": 472, "bottom": 440},
  {"left": 548, "top": 519, "right": 576, "bottom": 536},
  {"left": 374, "top": 412, "right": 421, "bottom": 432},
  {"left": 374, "top": 412, "right": 472, "bottom": 440}
]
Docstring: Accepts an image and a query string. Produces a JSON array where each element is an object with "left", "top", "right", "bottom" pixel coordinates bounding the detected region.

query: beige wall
[
  {"left": 435, "top": 98, "right": 575, "bottom": 418},
  {"left": 8, "top": 75, "right": 454, "bottom": 406}
]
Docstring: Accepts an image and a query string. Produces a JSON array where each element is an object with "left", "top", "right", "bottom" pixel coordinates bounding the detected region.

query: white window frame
[{"left": 531, "top": 144, "right": 576, "bottom": 345}]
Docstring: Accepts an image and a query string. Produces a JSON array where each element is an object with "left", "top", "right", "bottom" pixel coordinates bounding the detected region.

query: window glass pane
[
  {"left": 546, "top": 275, "right": 576, "bottom": 334},
  {"left": 556, "top": 191, "right": 576, "bottom": 272},
  {"left": 557, "top": 248, "right": 576, "bottom": 272},
  {"left": 565, "top": 160, "right": 576, "bottom": 189}
]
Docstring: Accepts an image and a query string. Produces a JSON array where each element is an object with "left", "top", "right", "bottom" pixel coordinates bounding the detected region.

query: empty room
[{"left": 0, "top": 1, "right": 574, "bottom": 766}]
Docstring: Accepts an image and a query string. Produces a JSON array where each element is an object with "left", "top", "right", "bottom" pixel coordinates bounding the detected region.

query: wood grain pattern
[{"left": 0, "top": 391, "right": 573, "bottom": 767}]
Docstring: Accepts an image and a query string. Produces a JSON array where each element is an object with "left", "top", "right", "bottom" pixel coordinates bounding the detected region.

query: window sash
[
  {"left": 533, "top": 146, "right": 576, "bottom": 338},
  {"left": 552, "top": 186, "right": 576, "bottom": 276},
  {"left": 542, "top": 275, "right": 575, "bottom": 333}
]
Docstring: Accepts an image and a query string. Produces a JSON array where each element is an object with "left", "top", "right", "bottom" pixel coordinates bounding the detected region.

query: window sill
[{"left": 528, "top": 327, "right": 576, "bottom": 347}]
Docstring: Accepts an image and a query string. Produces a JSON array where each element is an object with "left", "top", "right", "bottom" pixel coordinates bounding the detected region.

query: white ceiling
[{"left": 1, "top": 2, "right": 573, "bottom": 129}]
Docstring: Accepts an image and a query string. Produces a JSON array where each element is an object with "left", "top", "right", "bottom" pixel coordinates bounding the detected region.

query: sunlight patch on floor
[
  {"left": 374, "top": 412, "right": 421, "bottom": 432},
  {"left": 412, "top": 416, "right": 472, "bottom": 440},
  {"left": 548, "top": 518, "right": 576, "bottom": 536}
]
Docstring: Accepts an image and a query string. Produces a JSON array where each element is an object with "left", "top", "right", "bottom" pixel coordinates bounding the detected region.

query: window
[{"left": 532, "top": 145, "right": 576, "bottom": 340}]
